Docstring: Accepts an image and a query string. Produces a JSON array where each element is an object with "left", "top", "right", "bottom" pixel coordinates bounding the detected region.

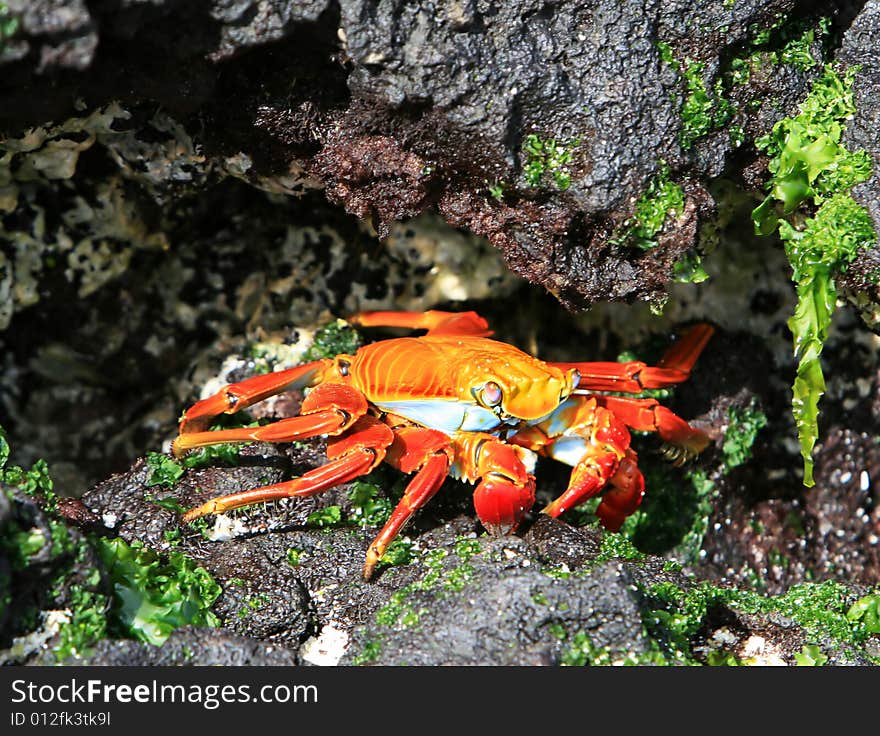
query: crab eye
[{"left": 479, "top": 381, "right": 503, "bottom": 407}]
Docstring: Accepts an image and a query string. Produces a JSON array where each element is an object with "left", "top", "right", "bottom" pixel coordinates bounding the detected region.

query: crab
[{"left": 172, "top": 310, "right": 713, "bottom": 579}]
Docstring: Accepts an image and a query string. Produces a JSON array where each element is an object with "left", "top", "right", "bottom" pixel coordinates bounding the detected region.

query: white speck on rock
[
  {"left": 101, "top": 512, "right": 118, "bottom": 528},
  {"left": 709, "top": 627, "right": 738, "bottom": 648},
  {"left": 742, "top": 635, "right": 787, "bottom": 666},
  {"left": 204, "top": 514, "right": 249, "bottom": 541},
  {"left": 299, "top": 623, "right": 349, "bottom": 666}
]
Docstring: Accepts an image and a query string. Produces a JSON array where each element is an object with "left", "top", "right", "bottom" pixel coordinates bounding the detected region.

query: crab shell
[{"left": 340, "top": 335, "right": 579, "bottom": 432}]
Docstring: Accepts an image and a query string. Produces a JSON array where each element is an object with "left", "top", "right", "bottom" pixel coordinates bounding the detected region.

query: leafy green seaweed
[
  {"left": 672, "top": 251, "right": 710, "bottom": 284},
  {"left": 306, "top": 505, "right": 343, "bottom": 528},
  {"left": 751, "top": 66, "right": 875, "bottom": 485},
  {"left": 847, "top": 594, "right": 880, "bottom": 634},
  {"left": 97, "top": 537, "right": 221, "bottom": 646},
  {"left": 348, "top": 480, "right": 394, "bottom": 526},
  {"left": 145, "top": 451, "right": 186, "bottom": 488}
]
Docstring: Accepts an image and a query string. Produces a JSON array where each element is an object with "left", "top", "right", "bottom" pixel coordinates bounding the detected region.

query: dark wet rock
[
  {"left": 344, "top": 536, "right": 653, "bottom": 666},
  {"left": 76, "top": 626, "right": 300, "bottom": 666},
  {"left": 839, "top": 0, "right": 880, "bottom": 236},
  {"left": 55, "top": 497, "right": 101, "bottom": 526},
  {"left": 0, "top": 414, "right": 872, "bottom": 665},
  {"left": 4, "top": 1, "right": 866, "bottom": 311},
  {"left": 835, "top": 1, "right": 880, "bottom": 328},
  {"left": 698, "top": 425, "right": 880, "bottom": 596},
  {"left": 207, "top": 0, "right": 333, "bottom": 62},
  {"left": 523, "top": 514, "right": 602, "bottom": 569},
  {"left": 206, "top": 537, "right": 312, "bottom": 647}
]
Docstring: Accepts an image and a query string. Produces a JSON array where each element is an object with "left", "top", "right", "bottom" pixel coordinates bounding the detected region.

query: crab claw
[{"left": 473, "top": 473, "right": 536, "bottom": 535}]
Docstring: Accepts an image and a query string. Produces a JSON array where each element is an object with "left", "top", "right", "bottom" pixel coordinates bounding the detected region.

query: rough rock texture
[
  {"left": 836, "top": 1, "right": 880, "bottom": 323},
  {"left": 0, "top": 170, "right": 518, "bottom": 493},
  {"left": 840, "top": 0, "right": 880, "bottom": 234},
  {"left": 3, "top": 2, "right": 878, "bottom": 492},
  {"left": 0, "top": 483, "right": 108, "bottom": 664},
  {"left": 70, "top": 627, "right": 301, "bottom": 667},
  {"left": 343, "top": 534, "right": 655, "bottom": 666},
  {"left": 3, "top": 1, "right": 875, "bottom": 311}
]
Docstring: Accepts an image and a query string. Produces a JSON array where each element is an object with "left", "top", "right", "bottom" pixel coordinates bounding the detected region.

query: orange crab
[{"left": 172, "top": 310, "right": 713, "bottom": 579}]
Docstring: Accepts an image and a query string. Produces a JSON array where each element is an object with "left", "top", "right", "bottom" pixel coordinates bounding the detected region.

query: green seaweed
[
  {"left": 303, "top": 320, "right": 362, "bottom": 362},
  {"left": 380, "top": 539, "right": 414, "bottom": 567},
  {"left": 352, "top": 639, "right": 383, "bottom": 665},
  {"left": 0, "top": 425, "right": 8, "bottom": 471},
  {"left": 847, "top": 594, "right": 880, "bottom": 634},
  {"left": 795, "top": 644, "right": 828, "bottom": 666},
  {"left": 145, "top": 452, "right": 185, "bottom": 488},
  {"left": 97, "top": 537, "right": 221, "bottom": 646},
  {"left": 53, "top": 583, "right": 109, "bottom": 662},
  {"left": 348, "top": 480, "right": 394, "bottom": 526},
  {"left": 521, "top": 133, "right": 579, "bottom": 190},
  {"left": 752, "top": 66, "right": 875, "bottom": 485},
  {"left": 487, "top": 181, "right": 507, "bottom": 201},
  {"left": 181, "top": 443, "right": 243, "bottom": 469},
  {"left": 1, "top": 427, "right": 223, "bottom": 659},
  {"left": 722, "top": 399, "right": 768, "bottom": 471},
  {"left": 629, "top": 465, "right": 718, "bottom": 563},
  {"left": 373, "top": 543, "right": 480, "bottom": 631},
  {"left": 672, "top": 251, "right": 710, "bottom": 284},
  {"left": 619, "top": 161, "right": 685, "bottom": 251},
  {"left": 658, "top": 42, "right": 732, "bottom": 150},
  {"left": 595, "top": 532, "right": 645, "bottom": 563},
  {"left": 559, "top": 629, "right": 668, "bottom": 666},
  {"left": 306, "top": 505, "right": 343, "bottom": 528},
  {"left": 286, "top": 548, "right": 302, "bottom": 567},
  {"left": 643, "top": 579, "right": 878, "bottom": 664}
]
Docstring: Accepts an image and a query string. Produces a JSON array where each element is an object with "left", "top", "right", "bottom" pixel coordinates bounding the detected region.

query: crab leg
[
  {"left": 550, "top": 323, "right": 714, "bottom": 393},
  {"left": 182, "top": 416, "right": 393, "bottom": 521},
  {"left": 595, "top": 448, "right": 646, "bottom": 531},
  {"left": 595, "top": 395, "right": 709, "bottom": 463},
  {"left": 177, "top": 359, "right": 333, "bottom": 434},
  {"left": 453, "top": 434, "right": 536, "bottom": 536},
  {"left": 541, "top": 434, "right": 631, "bottom": 529},
  {"left": 350, "top": 309, "right": 493, "bottom": 337},
  {"left": 363, "top": 426, "right": 453, "bottom": 580},
  {"left": 172, "top": 382, "right": 367, "bottom": 456},
  {"left": 512, "top": 396, "right": 639, "bottom": 530}
]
